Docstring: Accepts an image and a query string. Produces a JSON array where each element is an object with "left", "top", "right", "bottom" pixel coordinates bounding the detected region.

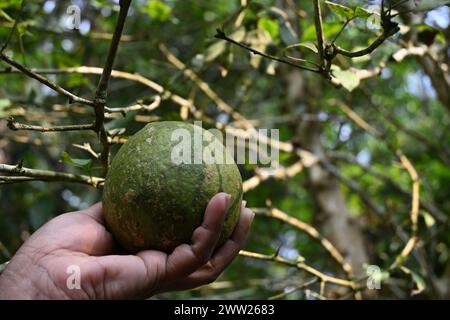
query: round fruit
[{"left": 102, "top": 121, "right": 243, "bottom": 253}]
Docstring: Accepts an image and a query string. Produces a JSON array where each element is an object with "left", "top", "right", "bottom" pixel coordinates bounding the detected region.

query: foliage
[{"left": 0, "top": 0, "right": 449, "bottom": 299}]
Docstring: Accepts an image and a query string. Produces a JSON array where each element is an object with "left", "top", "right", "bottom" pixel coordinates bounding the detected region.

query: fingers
[
  {"left": 162, "top": 205, "right": 255, "bottom": 291},
  {"left": 92, "top": 195, "right": 249, "bottom": 299},
  {"left": 164, "top": 192, "right": 230, "bottom": 279},
  {"left": 209, "top": 207, "right": 254, "bottom": 269},
  {"left": 81, "top": 202, "right": 104, "bottom": 223},
  {"left": 94, "top": 251, "right": 167, "bottom": 299}
]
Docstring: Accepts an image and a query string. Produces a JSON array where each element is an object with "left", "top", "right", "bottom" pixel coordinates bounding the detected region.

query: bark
[{"left": 285, "top": 70, "right": 369, "bottom": 277}]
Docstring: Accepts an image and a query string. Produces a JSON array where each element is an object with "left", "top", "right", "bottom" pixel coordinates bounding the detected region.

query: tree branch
[
  {"left": 239, "top": 250, "right": 354, "bottom": 288},
  {"left": 0, "top": 66, "right": 195, "bottom": 111},
  {"left": 254, "top": 206, "right": 354, "bottom": 279},
  {"left": 313, "top": 0, "right": 325, "bottom": 68},
  {"left": 7, "top": 118, "right": 95, "bottom": 132},
  {"left": 390, "top": 151, "right": 420, "bottom": 270},
  {"left": 213, "top": 29, "right": 320, "bottom": 73},
  {"left": 268, "top": 277, "right": 319, "bottom": 300},
  {"left": 333, "top": 33, "right": 390, "bottom": 58},
  {"left": 0, "top": 53, "right": 95, "bottom": 106},
  {"left": 0, "top": 164, "right": 104, "bottom": 187},
  {"left": 93, "top": 0, "right": 132, "bottom": 176}
]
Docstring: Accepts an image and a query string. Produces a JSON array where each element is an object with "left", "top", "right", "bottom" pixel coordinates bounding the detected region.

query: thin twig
[
  {"left": 243, "top": 161, "right": 304, "bottom": 192},
  {"left": 253, "top": 207, "right": 354, "bottom": 278},
  {"left": 313, "top": 0, "right": 325, "bottom": 68},
  {"left": 390, "top": 151, "right": 420, "bottom": 270},
  {"left": 0, "top": 176, "right": 48, "bottom": 184},
  {"left": 333, "top": 34, "right": 390, "bottom": 58},
  {"left": 0, "top": 164, "right": 103, "bottom": 187},
  {"left": 72, "top": 143, "right": 100, "bottom": 159},
  {"left": 239, "top": 250, "right": 355, "bottom": 288},
  {"left": 7, "top": 118, "right": 95, "bottom": 132},
  {"left": 328, "top": 151, "right": 447, "bottom": 223},
  {"left": 93, "top": 0, "right": 131, "bottom": 176},
  {"left": 268, "top": 278, "right": 319, "bottom": 300},
  {"left": 105, "top": 96, "right": 162, "bottom": 114},
  {"left": 0, "top": 66, "right": 195, "bottom": 110},
  {"left": 331, "top": 18, "right": 352, "bottom": 44},
  {"left": 0, "top": 0, "right": 25, "bottom": 53},
  {"left": 213, "top": 29, "right": 320, "bottom": 73},
  {"left": 0, "top": 53, "right": 95, "bottom": 106}
]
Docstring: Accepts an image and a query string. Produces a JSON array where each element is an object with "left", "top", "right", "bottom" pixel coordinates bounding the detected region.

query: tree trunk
[{"left": 285, "top": 70, "right": 369, "bottom": 277}]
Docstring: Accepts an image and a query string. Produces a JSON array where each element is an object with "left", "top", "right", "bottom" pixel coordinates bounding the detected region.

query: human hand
[{"left": 0, "top": 193, "right": 254, "bottom": 299}]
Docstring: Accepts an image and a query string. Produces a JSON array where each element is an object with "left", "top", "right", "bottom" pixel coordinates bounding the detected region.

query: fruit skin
[{"left": 102, "top": 121, "right": 243, "bottom": 253}]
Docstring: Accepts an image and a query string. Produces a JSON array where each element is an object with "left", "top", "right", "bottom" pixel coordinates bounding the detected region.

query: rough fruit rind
[{"left": 102, "top": 121, "right": 243, "bottom": 253}]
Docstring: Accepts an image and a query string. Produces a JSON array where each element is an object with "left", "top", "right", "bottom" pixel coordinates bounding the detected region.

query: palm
[{"left": 0, "top": 193, "right": 253, "bottom": 299}]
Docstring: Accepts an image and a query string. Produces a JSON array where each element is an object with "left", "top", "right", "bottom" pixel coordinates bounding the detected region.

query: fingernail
[
  {"left": 224, "top": 193, "right": 232, "bottom": 210},
  {"left": 243, "top": 208, "right": 255, "bottom": 223},
  {"left": 241, "top": 200, "right": 247, "bottom": 208}
]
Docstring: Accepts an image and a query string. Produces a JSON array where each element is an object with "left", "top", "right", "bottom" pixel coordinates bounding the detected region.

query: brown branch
[
  {"left": 254, "top": 207, "right": 354, "bottom": 278},
  {"left": 0, "top": 164, "right": 103, "bottom": 187},
  {"left": 0, "top": 66, "right": 196, "bottom": 117},
  {"left": 313, "top": 0, "right": 325, "bottom": 68},
  {"left": 7, "top": 118, "right": 95, "bottom": 132},
  {"left": 158, "top": 44, "right": 320, "bottom": 162},
  {"left": 105, "top": 96, "right": 162, "bottom": 114},
  {"left": 333, "top": 34, "right": 390, "bottom": 58},
  {"left": 239, "top": 250, "right": 355, "bottom": 288},
  {"left": 213, "top": 29, "right": 320, "bottom": 73},
  {"left": 328, "top": 99, "right": 382, "bottom": 138},
  {"left": 390, "top": 152, "right": 420, "bottom": 270},
  {"left": 328, "top": 151, "right": 447, "bottom": 223},
  {"left": 0, "top": 53, "right": 95, "bottom": 106},
  {"left": 0, "top": 0, "right": 24, "bottom": 53},
  {"left": 0, "top": 20, "right": 135, "bottom": 42},
  {"left": 243, "top": 161, "right": 304, "bottom": 192},
  {"left": 268, "top": 277, "right": 319, "bottom": 300},
  {"left": 72, "top": 143, "right": 100, "bottom": 159},
  {"left": 0, "top": 176, "right": 48, "bottom": 184},
  {"left": 93, "top": 0, "right": 131, "bottom": 176}
]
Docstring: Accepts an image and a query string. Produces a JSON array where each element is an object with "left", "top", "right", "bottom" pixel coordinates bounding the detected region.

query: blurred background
[{"left": 0, "top": 0, "right": 449, "bottom": 299}]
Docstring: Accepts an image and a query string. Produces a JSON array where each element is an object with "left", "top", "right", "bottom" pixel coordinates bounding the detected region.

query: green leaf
[
  {"left": 258, "top": 17, "right": 279, "bottom": 40},
  {"left": 141, "top": 0, "right": 172, "bottom": 22},
  {"left": 421, "top": 211, "right": 436, "bottom": 227},
  {"left": 354, "top": 7, "right": 373, "bottom": 19},
  {"left": 0, "top": 0, "right": 21, "bottom": 9},
  {"left": 400, "top": 267, "right": 426, "bottom": 296},
  {"left": 0, "top": 99, "right": 11, "bottom": 117},
  {"left": 331, "top": 65, "right": 360, "bottom": 91},
  {"left": 61, "top": 151, "right": 93, "bottom": 171},
  {"left": 301, "top": 23, "right": 342, "bottom": 42},
  {"left": 325, "top": 1, "right": 354, "bottom": 19},
  {"left": 0, "top": 9, "right": 14, "bottom": 22},
  {"left": 282, "top": 42, "right": 316, "bottom": 63},
  {"left": 285, "top": 42, "right": 318, "bottom": 54},
  {"left": 200, "top": 27, "right": 245, "bottom": 65}
]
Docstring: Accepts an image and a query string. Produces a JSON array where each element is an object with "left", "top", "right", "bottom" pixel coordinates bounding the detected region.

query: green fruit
[{"left": 102, "top": 121, "right": 243, "bottom": 253}]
